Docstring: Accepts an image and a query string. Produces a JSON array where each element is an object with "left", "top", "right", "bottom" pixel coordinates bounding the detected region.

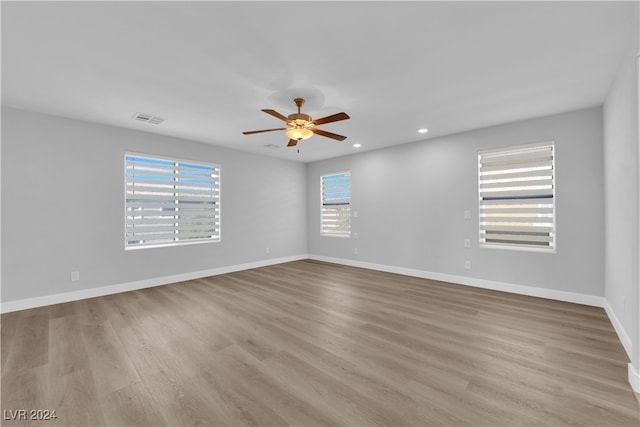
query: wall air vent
[
  {"left": 263, "top": 144, "right": 280, "bottom": 149},
  {"left": 133, "top": 112, "right": 166, "bottom": 125}
]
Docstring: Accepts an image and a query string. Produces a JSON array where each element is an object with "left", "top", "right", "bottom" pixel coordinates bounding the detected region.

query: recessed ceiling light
[
  {"left": 418, "top": 128, "right": 428, "bottom": 134},
  {"left": 353, "top": 143, "right": 362, "bottom": 148}
]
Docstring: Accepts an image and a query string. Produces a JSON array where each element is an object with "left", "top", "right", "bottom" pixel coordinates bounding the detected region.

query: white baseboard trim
[
  {"left": 603, "top": 300, "right": 633, "bottom": 360},
  {"left": 0, "top": 254, "right": 309, "bottom": 313},
  {"left": 308, "top": 254, "right": 606, "bottom": 307},
  {"left": 629, "top": 363, "right": 640, "bottom": 393}
]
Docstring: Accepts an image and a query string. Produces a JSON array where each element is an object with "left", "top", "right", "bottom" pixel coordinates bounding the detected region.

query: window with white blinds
[
  {"left": 478, "top": 142, "right": 555, "bottom": 251},
  {"left": 125, "top": 153, "right": 220, "bottom": 249},
  {"left": 321, "top": 171, "right": 351, "bottom": 237}
]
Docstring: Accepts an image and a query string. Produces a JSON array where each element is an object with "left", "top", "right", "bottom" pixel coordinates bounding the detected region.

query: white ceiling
[{"left": 2, "top": 1, "right": 636, "bottom": 162}]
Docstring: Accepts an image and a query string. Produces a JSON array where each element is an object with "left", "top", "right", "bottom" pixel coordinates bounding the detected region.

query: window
[
  {"left": 321, "top": 171, "right": 351, "bottom": 237},
  {"left": 478, "top": 142, "right": 555, "bottom": 251},
  {"left": 125, "top": 153, "right": 220, "bottom": 249}
]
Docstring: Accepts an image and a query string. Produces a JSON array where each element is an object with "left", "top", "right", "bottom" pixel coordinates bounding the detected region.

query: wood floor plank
[
  {"left": 99, "top": 381, "right": 166, "bottom": 427},
  {"left": 2, "top": 312, "right": 49, "bottom": 376},
  {"left": 79, "top": 320, "right": 141, "bottom": 398},
  {"left": 2, "top": 260, "right": 638, "bottom": 426},
  {"left": 199, "top": 344, "right": 337, "bottom": 426},
  {"left": 41, "top": 368, "right": 106, "bottom": 427},
  {"left": 260, "top": 349, "right": 411, "bottom": 426}
]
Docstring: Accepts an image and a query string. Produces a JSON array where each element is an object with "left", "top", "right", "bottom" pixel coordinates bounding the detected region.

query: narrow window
[
  {"left": 478, "top": 142, "right": 555, "bottom": 251},
  {"left": 125, "top": 153, "right": 220, "bottom": 249},
  {"left": 321, "top": 171, "right": 351, "bottom": 237}
]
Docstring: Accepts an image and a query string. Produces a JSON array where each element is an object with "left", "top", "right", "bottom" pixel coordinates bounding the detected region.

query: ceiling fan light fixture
[{"left": 286, "top": 127, "right": 313, "bottom": 141}]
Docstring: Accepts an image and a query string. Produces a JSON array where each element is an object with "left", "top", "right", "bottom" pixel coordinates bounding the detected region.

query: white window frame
[
  {"left": 124, "top": 152, "right": 221, "bottom": 250},
  {"left": 478, "top": 141, "right": 556, "bottom": 253},
  {"left": 321, "top": 171, "right": 351, "bottom": 238}
]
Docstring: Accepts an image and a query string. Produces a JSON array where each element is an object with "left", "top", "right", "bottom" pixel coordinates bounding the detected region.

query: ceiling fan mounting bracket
[{"left": 293, "top": 98, "right": 305, "bottom": 109}]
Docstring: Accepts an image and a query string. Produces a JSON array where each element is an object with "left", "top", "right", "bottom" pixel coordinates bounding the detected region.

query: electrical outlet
[
  {"left": 353, "top": 211, "right": 359, "bottom": 218},
  {"left": 464, "top": 260, "right": 471, "bottom": 270},
  {"left": 464, "top": 239, "right": 471, "bottom": 248},
  {"left": 71, "top": 271, "right": 80, "bottom": 282},
  {"left": 265, "top": 246, "right": 270, "bottom": 254},
  {"left": 464, "top": 210, "right": 471, "bottom": 220},
  {"left": 354, "top": 248, "right": 359, "bottom": 255},
  {"left": 353, "top": 232, "right": 359, "bottom": 239}
]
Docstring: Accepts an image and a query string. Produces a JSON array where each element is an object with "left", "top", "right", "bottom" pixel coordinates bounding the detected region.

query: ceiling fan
[{"left": 243, "top": 98, "right": 350, "bottom": 147}]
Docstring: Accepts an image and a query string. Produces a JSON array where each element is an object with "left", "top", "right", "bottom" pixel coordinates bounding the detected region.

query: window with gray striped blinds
[
  {"left": 125, "top": 153, "right": 220, "bottom": 249},
  {"left": 478, "top": 142, "right": 555, "bottom": 251},
  {"left": 321, "top": 171, "right": 351, "bottom": 237}
]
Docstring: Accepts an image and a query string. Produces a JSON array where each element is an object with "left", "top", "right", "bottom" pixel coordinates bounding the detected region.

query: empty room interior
[{"left": 2, "top": 1, "right": 640, "bottom": 426}]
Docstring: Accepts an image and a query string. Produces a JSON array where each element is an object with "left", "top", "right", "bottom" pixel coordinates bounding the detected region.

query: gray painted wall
[
  {"left": 307, "top": 107, "right": 605, "bottom": 297},
  {"left": 1, "top": 107, "right": 307, "bottom": 303},
  {"left": 604, "top": 10, "right": 640, "bottom": 365}
]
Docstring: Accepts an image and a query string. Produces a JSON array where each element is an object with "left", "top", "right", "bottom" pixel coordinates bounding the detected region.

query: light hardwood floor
[{"left": 2, "top": 260, "right": 638, "bottom": 426}]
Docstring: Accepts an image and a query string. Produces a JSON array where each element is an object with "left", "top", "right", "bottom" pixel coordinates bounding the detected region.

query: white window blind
[
  {"left": 478, "top": 142, "right": 555, "bottom": 251},
  {"left": 125, "top": 153, "right": 220, "bottom": 249},
  {"left": 321, "top": 171, "right": 351, "bottom": 237}
]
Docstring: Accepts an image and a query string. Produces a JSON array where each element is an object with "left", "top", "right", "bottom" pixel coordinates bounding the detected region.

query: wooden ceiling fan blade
[
  {"left": 287, "top": 139, "right": 298, "bottom": 147},
  {"left": 313, "top": 112, "right": 350, "bottom": 126},
  {"left": 262, "top": 109, "right": 290, "bottom": 122},
  {"left": 311, "top": 128, "right": 347, "bottom": 141},
  {"left": 242, "top": 127, "right": 287, "bottom": 135}
]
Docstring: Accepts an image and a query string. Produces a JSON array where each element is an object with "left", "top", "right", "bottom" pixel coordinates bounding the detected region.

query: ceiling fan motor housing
[
  {"left": 288, "top": 113, "right": 313, "bottom": 127},
  {"left": 289, "top": 98, "right": 312, "bottom": 127}
]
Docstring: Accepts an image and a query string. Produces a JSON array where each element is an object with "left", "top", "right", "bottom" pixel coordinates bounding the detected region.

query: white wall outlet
[
  {"left": 354, "top": 247, "right": 359, "bottom": 255},
  {"left": 464, "top": 239, "right": 471, "bottom": 248},
  {"left": 353, "top": 211, "right": 359, "bottom": 218},
  {"left": 71, "top": 271, "right": 80, "bottom": 281},
  {"left": 464, "top": 260, "right": 471, "bottom": 269},
  {"left": 265, "top": 246, "right": 270, "bottom": 254},
  {"left": 464, "top": 210, "right": 471, "bottom": 220},
  {"left": 353, "top": 232, "right": 359, "bottom": 239}
]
